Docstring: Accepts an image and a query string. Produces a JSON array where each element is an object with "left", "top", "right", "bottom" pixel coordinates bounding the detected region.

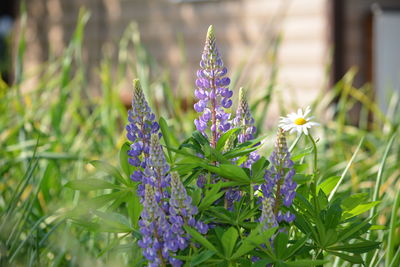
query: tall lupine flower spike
[
  {"left": 225, "top": 88, "right": 260, "bottom": 210},
  {"left": 168, "top": 172, "right": 208, "bottom": 247},
  {"left": 143, "top": 134, "right": 171, "bottom": 206},
  {"left": 126, "top": 79, "right": 160, "bottom": 185},
  {"left": 138, "top": 184, "right": 171, "bottom": 267},
  {"left": 261, "top": 128, "right": 296, "bottom": 225},
  {"left": 194, "top": 25, "right": 233, "bottom": 148}
]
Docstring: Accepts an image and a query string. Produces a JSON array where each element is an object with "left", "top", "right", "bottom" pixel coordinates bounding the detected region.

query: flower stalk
[{"left": 194, "top": 25, "right": 233, "bottom": 147}]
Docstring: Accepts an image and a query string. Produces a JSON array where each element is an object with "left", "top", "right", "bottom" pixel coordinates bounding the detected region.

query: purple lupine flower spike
[
  {"left": 169, "top": 172, "right": 208, "bottom": 235},
  {"left": 126, "top": 79, "right": 160, "bottom": 185},
  {"left": 225, "top": 88, "right": 260, "bottom": 210},
  {"left": 194, "top": 25, "right": 233, "bottom": 148},
  {"left": 138, "top": 184, "right": 170, "bottom": 267},
  {"left": 143, "top": 134, "right": 171, "bottom": 207},
  {"left": 233, "top": 88, "right": 260, "bottom": 168},
  {"left": 261, "top": 128, "right": 296, "bottom": 224}
]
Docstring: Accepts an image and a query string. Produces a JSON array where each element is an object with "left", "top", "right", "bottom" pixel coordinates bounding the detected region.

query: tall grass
[{"left": 1, "top": 8, "right": 399, "bottom": 267}]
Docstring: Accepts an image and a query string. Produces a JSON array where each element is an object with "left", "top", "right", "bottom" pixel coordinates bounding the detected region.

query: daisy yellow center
[{"left": 294, "top": 117, "right": 307, "bottom": 125}]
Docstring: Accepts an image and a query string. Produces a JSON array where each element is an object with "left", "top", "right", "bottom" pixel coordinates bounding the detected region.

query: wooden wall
[{"left": 23, "top": 0, "right": 329, "bottom": 117}]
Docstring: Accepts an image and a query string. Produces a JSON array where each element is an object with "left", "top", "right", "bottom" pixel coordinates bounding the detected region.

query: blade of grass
[
  {"left": 386, "top": 189, "right": 400, "bottom": 266},
  {"left": 389, "top": 246, "right": 400, "bottom": 267},
  {"left": 328, "top": 136, "right": 365, "bottom": 201},
  {"left": 368, "top": 133, "right": 397, "bottom": 225}
]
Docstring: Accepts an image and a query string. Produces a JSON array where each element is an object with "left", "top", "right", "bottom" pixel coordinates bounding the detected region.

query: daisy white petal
[
  {"left": 303, "top": 106, "right": 311, "bottom": 117},
  {"left": 279, "top": 106, "right": 319, "bottom": 135}
]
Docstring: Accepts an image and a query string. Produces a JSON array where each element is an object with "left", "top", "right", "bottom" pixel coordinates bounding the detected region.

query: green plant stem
[
  {"left": 289, "top": 133, "right": 302, "bottom": 153},
  {"left": 250, "top": 183, "right": 254, "bottom": 222},
  {"left": 308, "top": 134, "right": 318, "bottom": 175},
  {"left": 308, "top": 134, "right": 319, "bottom": 204}
]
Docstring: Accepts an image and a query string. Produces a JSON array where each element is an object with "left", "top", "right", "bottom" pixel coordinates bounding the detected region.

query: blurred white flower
[{"left": 279, "top": 106, "right": 319, "bottom": 135}]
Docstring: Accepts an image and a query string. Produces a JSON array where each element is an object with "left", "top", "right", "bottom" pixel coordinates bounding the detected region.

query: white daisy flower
[{"left": 279, "top": 106, "right": 319, "bottom": 135}]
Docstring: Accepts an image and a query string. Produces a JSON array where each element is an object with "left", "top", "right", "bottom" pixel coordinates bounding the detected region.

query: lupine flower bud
[
  {"left": 169, "top": 172, "right": 208, "bottom": 235},
  {"left": 233, "top": 87, "right": 260, "bottom": 168},
  {"left": 194, "top": 25, "right": 233, "bottom": 147},
  {"left": 261, "top": 128, "right": 296, "bottom": 223},
  {"left": 142, "top": 134, "right": 171, "bottom": 204},
  {"left": 196, "top": 173, "right": 207, "bottom": 188},
  {"left": 260, "top": 197, "right": 278, "bottom": 230},
  {"left": 126, "top": 79, "right": 160, "bottom": 183},
  {"left": 225, "top": 88, "right": 260, "bottom": 210}
]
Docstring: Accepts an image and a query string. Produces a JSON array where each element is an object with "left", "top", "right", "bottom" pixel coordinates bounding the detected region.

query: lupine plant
[{"left": 115, "top": 26, "right": 382, "bottom": 266}]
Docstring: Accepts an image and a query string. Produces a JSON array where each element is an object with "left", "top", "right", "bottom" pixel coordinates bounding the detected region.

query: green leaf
[
  {"left": 208, "top": 207, "right": 234, "bottom": 224},
  {"left": 184, "top": 226, "right": 222, "bottom": 256},
  {"left": 338, "top": 217, "right": 372, "bottom": 242},
  {"left": 291, "top": 148, "right": 313, "bottom": 161},
  {"left": 166, "top": 146, "right": 205, "bottom": 163},
  {"left": 294, "top": 213, "right": 319, "bottom": 243},
  {"left": 231, "top": 227, "right": 277, "bottom": 259},
  {"left": 329, "top": 251, "right": 363, "bottom": 264},
  {"left": 341, "top": 193, "right": 368, "bottom": 211},
  {"left": 325, "top": 201, "right": 342, "bottom": 229},
  {"left": 191, "top": 250, "right": 216, "bottom": 266},
  {"left": 275, "top": 232, "right": 289, "bottom": 259},
  {"left": 200, "top": 164, "right": 249, "bottom": 183},
  {"left": 342, "top": 201, "right": 380, "bottom": 220},
  {"left": 328, "top": 241, "right": 380, "bottom": 253},
  {"left": 119, "top": 142, "right": 134, "bottom": 178},
  {"left": 223, "top": 134, "right": 266, "bottom": 159},
  {"left": 216, "top": 128, "right": 240, "bottom": 151},
  {"left": 88, "top": 191, "right": 128, "bottom": 208},
  {"left": 293, "top": 174, "right": 312, "bottom": 185},
  {"left": 317, "top": 176, "right": 340, "bottom": 195},
  {"left": 317, "top": 190, "right": 329, "bottom": 210},
  {"left": 90, "top": 160, "right": 127, "bottom": 186},
  {"left": 284, "top": 235, "right": 309, "bottom": 259},
  {"left": 65, "top": 179, "right": 120, "bottom": 191},
  {"left": 127, "top": 187, "right": 142, "bottom": 228},
  {"left": 198, "top": 182, "right": 224, "bottom": 211},
  {"left": 209, "top": 148, "right": 231, "bottom": 164},
  {"left": 253, "top": 259, "right": 274, "bottom": 267},
  {"left": 294, "top": 163, "right": 308, "bottom": 173},
  {"left": 286, "top": 259, "right": 330, "bottom": 266},
  {"left": 322, "top": 229, "right": 338, "bottom": 248},
  {"left": 251, "top": 156, "right": 269, "bottom": 180},
  {"left": 369, "top": 225, "right": 386, "bottom": 230},
  {"left": 159, "top": 117, "right": 179, "bottom": 162},
  {"left": 92, "top": 210, "right": 133, "bottom": 233},
  {"left": 190, "top": 188, "right": 202, "bottom": 207},
  {"left": 221, "top": 227, "right": 238, "bottom": 258},
  {"left": 192, "top": 131, "right": 210, "bottom": 147}
]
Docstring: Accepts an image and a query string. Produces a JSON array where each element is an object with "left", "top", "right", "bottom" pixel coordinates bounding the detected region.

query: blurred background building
[{"left": 1, "top": 0, "right": 400, "bottom": 113}]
